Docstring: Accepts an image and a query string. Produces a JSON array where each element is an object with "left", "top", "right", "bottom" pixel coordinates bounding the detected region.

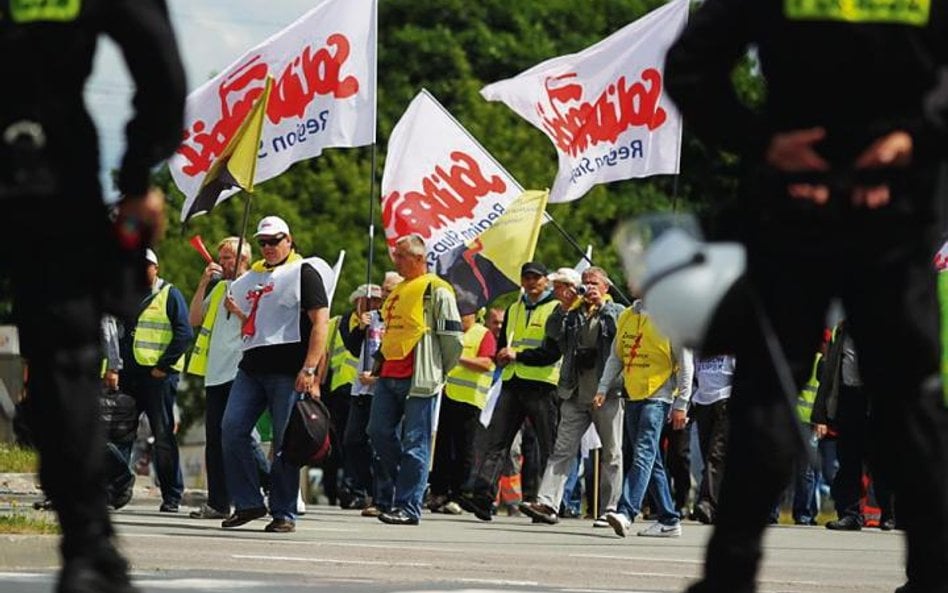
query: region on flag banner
[{"left": 481, "top": 0, "right": 689, "bottom": 203}]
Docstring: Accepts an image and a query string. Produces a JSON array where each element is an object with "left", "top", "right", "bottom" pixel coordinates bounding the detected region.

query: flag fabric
[
  {"left": 481, "top": 0, "right": 689, "bottom": 203},
  {"left": 186, "top": 78, "right": 273, "bottom": 220},
  {"left": 171, "top": 0, "right": 377, "bottom": 221},
  {"left": 435, "top": 190, "right": 549, "bottom": 315},
  {"left": 381, "top": 89, "right": 524, "bottom": 267},
  {"left": 575, "top": 245, "right": 593, "bottom": 274}
]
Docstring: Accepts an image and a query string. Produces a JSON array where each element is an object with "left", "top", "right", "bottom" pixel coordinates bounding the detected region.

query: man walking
[
  {"left": 185, "top": 237, "right": 251, "bottom": 520},
  {"left": 120, "top": 249, "right": 192, "bottom": 513},
  {"left": 368, "top": 234, "right": 463, "bottom": 525},
  {"left": 221, "top": 216, "right": 330, "bottom": 533}
]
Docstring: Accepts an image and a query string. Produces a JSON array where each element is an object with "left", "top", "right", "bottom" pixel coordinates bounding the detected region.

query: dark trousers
[
  {"left": 831, "top": 384, "right": 894, "bottom": 521},
  {"left": 122, "top": 370, "right": 184, "bottom": 505},
  {"left": 343, "top": 393, "right": 374, "bottom": 500},
  {"left": 204, "top": 382, "right": 232, "bottom": 513},
  {"left": 430, "top": 395, "right": 482, "bottom": 499},
  {"left": 2, "top": 193, "right": 129, "bottom": 561},
  {"left": 321, "top": 385, "right": 351, "bottom": 505},
  {"left": 693, "top": 399, "right": 730, "bottom": 515},
  {"left": 660, "top": 421, "right": 692, "bottom": 511},
  {"left": 465, "top": 378, "right": 557, "bottom": 502},
  {"left": 697, "top": 221, "right": 948, "bottom": 593}
]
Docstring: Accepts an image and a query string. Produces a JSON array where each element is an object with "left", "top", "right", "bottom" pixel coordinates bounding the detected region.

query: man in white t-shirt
[
  {"left": 185, "top": 237, "right": 251, "bottom": 519},
  {"left": 690, "top": 355, "right": 736, "bottom": 525}
]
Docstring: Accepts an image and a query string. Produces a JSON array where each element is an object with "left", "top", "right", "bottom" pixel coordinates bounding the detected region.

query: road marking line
[
  {"left": 570, "top": 553, "right": 703, "bottom": 565},
  {"left": 451, "top": 577, "right": 541, "bottom": 586},
  {"left": 132, "top": 578, "right": 263, "bottom": 589},
  {"left": 231, "top": 553, "right": 431, "bottom": 568}
]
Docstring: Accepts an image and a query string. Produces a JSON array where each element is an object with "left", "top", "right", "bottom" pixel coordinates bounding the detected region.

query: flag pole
[
  {"left": 543, "top": 210, "right": 633, "bottom": 305},
  {"left": 225, "top": 192, "right": 253, "bottom": 320},
  {"left": 362, "top": 143, "right": 378, "bottom": 368}
]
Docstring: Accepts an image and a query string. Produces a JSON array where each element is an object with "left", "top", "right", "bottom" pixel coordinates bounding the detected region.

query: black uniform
[
  {"left": 665, "top": 2, "right": 948, "bottom": 593},
  {"left": 0, "top": 1, "right": 184, "bottom": 591}
]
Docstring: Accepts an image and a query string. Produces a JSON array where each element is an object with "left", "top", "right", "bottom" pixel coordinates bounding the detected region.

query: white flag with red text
[
  {"left": 481, "top": 0, "right": 688, "bottom": 203},
  {"left": 381, "top": 89, "right": 523, "bottom": 266},
  {"left": 170, "top": 0, "right": 377, "bottom": 220}
]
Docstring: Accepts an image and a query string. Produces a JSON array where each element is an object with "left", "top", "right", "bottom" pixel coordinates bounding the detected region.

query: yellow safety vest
[
  {"left": 133, "top": 284, "right": 185, "bottom": 372},
  {"left": 614, "top": 307, "right": 674, "bottom": 400},
  {"left": 797, "top": 352, "right": 822, "bottom": 423},
  {"left": 500, "top": 299, "right": 560, "bottom": 386},
  {"left": 445, "top": 323, "right": 494, "bottom": 409},
  {"left": 329, "top": 314, "right": 360, "bottom": 391},
  {"left": 380, "top": 273, "right": 454, "bottom": 361},
  {"left": 186, "top": 281, "right": 228, "bottom": 377}
]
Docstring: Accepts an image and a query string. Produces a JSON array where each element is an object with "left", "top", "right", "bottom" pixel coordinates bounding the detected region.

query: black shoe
[
  {"left": 221, "top": 506, "right": 268, "bottom": 528},
  {"left": 158, "top": 501, "right": 179, "bottom": 513},
  {"left": 378, "top": 508, "right": 419, "bottom": 525},
  {"left": 560, "top": 507, "right": 581, "bottom": 519},
  {"left": 691, "top": 503, "right": 714, "bottom": 525},
  {"left": 458, "top": 491, "right": 493, "bottom": 522},
  {"left": 826, "top": 515, "right": 862, "bottom": 531},
  {"left": 263, "top": 518, "right": 296, "bottom": 533},
  {"left": 519, "top": 502, "right": 558, "bottom": 525},
  {"left": 57, "top": 542, "right": 139, "bottom": 593}
]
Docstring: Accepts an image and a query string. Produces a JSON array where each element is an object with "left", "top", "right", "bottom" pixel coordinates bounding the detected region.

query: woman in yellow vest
[
  {"left": 429, "top": 310, "right": 496, "bottom": 514},
  {"left": 596, "top": 299, "right": 693, "bottom": 538}
]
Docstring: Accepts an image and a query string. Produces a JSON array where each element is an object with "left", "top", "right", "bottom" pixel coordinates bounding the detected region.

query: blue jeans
[
  {"left": 222, "top": 370, "right": 299, "bottom": 521},
  {"left": 367, "top": 378, "right": 436, "bottom": 521},
  {"left": 618, "top": 399, "right": 679, "bottom": 525},
  {"left": 561, "top": 452, "right": 583, "bottom": 515}
]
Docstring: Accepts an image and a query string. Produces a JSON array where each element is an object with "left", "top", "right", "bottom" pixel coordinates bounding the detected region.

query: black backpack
[
  {"left": 99, "top": 390, "right": 138, "bottom": 444},
  {"left": 279, "top": 396, "right": 332, "bottom": 467}
]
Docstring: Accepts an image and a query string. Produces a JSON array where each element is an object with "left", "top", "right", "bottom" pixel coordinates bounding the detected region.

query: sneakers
[
  {"left": 592, "top": 514, "right": 611, "bottom": 528},
  {"left": 378, "top": 508, "right": 420, "bottom": 525},
  {"left": 264, "top": 518, "right": 296, "bottom": 533},
  {"left": 189, "top": 504, "right": 228, "bottom": 520},
  {"left": 221, "top": 506, "right": 268, "bottom": 528},
  {"left": 361, "top": 505, "right": 383, "bottom": 518},
  {"left": 441, "top": 501, "right": 463, "bottom": 515},
  {"left": 605, "top": 511, "right": 632, "bottom": 537},
  {"left": 158, "top": 501, "right": 179, "bottom": 513},
  {"left": 637, "top": 521, "right": 682, "bottom": 537},
  {"left": 519, "top": 501, "right": 558, "bottom": 525}
]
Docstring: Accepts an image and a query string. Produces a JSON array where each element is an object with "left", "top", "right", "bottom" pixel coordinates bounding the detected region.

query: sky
[{"left": 85, "top": 0, "right": 317, "bottom": 199}]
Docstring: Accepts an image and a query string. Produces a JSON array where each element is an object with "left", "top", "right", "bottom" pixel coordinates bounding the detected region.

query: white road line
[
  {"left": 121, "top": 532, "right": 458, "bottom": 553},
  {"left": 569, "top": 553, "right": 703, "bottom": 565},
  {"left": 231, "top": 553, "right": 431, "bottom": 568},
  {"left": 450, "top": 577, "right": 541, "bottom": 586},
  {"left": 0, "top": 572, "right": 45, "bottom": 580},
  {"left": 132, "top": 578, "right": 264, "bottom": 589}
]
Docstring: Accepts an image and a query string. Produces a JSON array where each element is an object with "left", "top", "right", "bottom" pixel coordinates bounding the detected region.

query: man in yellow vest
[
  {"left": 460, "top": 261, "right": 563, "bottom": 521},
  {"left": 367, "top": 234, "right": 463, "bottom": 525},
  {"left": 429, "top": 307, "right": 496, "bottom": 514},
  {"left": 598, "top": 298, "right": 693, "bottom": 538},
  {"left": 119, "top": 249, "right": 193, "bottom": 513},
  {"left": 220, "top": 216, "right": 331, "bottom": 534},
  {"left": 184, "top": 237, "right": 250, "bottom": 520}
]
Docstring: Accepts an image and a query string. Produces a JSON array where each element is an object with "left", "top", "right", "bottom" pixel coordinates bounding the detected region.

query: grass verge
[
  {"left": 0, "top": 509, "right": 60, "bottom": 535},
  {"left": 0, "top": 444, "right": 38, "bottom": 473}
]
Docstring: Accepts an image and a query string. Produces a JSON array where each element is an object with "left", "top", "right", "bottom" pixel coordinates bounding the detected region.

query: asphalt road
[{"left": 0, "top": 499, "right": 906, "bottom": 593}]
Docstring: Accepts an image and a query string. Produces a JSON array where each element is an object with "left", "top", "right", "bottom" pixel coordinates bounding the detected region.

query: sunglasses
[{"left": 257, "top": 234, "right": 286, "bottom": 247}]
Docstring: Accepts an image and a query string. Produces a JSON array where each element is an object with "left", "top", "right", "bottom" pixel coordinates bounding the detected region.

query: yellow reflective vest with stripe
[
  {"left": 500, "top": 299, "right": 560, "bottom": 386},
  {"left": 614, "top": 307, "right": 675, "bottom": 401},
  {"left": 329, "top": 314, "right": 359, "bottom": 391},
  {"left": 186, "top": 281, "right": 227, "bottom": 377},
  {"left": 797, "top": 352, "right": 822, "bottom": 423},
  {"left": 445, "top": 323, "right": 494, "bottom": 409},
  {"left": 133, "top": 284, "right": 185, "bottom": 372}
]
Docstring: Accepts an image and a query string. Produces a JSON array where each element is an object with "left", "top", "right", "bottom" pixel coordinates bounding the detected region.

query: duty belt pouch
[{"left": 574, "top": 347, "right": 597, "bottom": 371}]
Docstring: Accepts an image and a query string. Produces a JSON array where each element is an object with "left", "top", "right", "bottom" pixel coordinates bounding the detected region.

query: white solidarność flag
[
  {"left": 381, "top": 89, "right": 524, "bottom": 267},
  {"left": 170, "top": 0, "right": 377, "bottom": 220},
  {"left": 481, "top": 0, "right": 688, "bottom": 203}
]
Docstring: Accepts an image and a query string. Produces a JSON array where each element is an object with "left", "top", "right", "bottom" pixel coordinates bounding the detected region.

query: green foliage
[
  {"left": 0, "top": 445, "right": 38, "bottom": 473},
  {"left": 0, "top": 502, "right": 60, "bottom": 535}
]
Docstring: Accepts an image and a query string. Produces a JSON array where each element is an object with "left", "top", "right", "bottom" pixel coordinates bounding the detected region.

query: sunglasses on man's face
[{"left": 257, "top": 234, "right": 286, "bottom": 247}]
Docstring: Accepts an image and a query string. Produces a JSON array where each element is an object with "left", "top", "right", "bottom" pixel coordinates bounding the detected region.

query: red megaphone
[{"left": 189, "top": 235, "right": 215, "bottom": 264}]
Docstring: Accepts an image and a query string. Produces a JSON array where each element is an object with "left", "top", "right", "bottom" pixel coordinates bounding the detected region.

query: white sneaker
[
  {"left": 593, "top": 513, "right": 611, "bottom": 528},
  {"left": 605, "top": 511, "right": 632, "bottom": 538},
  {"left": 297, "top": 491, "right": 307, "bottom": 516},
  {"left": 637, "top": 521, "right": 682, "bottom": 537}
]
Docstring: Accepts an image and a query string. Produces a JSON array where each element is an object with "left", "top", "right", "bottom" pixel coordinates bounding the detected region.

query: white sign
[
  {"left": 381, "top": 90, "right": 523, "bottom": 266},
  {"left": 171, "top": 0, "right": 377, "bottom": 220},
  {"left": 481, "top": 0, "right": 688, "bottom": 203},
  {"left": 0, "top": 326, "right": 19, "bottom": 356}
]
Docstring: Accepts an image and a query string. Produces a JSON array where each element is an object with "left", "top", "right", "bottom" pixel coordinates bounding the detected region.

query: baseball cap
[
  {"left": 145, "top": 248, "right": 158, "bottom": 266},
  {"left": 547, "top": 267, "right": 581, "bottom": 287},
  {"left": 254, "top": 216, "right": 291, "bottom": 237},
  {"left": 520, "top": 261, "right": 548, "bottom": 277},
  {"left": 348, "top": 284, "right": 383, "bottom": 303}
]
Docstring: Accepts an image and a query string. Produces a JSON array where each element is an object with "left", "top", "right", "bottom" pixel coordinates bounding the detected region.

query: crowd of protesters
[{"left": 74, "top": 224, "right": 898, "bottom": 538}]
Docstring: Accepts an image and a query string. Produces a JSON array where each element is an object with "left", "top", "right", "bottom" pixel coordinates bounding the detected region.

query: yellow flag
[
  {"left": 476, "top": 190, "right": 549, "bottom": 282},
  {"left": 186, "top": 77, "right": 273, "bottom": 220}
]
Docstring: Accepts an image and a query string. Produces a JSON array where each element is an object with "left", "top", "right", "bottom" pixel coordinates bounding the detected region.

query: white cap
[
  {"left": 145, "top": 248, "right": 159, "bottom": 266},
  {"left": 348, "top": 284, "right": 383, "bottom": 303},
  {"left": 254, "top": 215, "right": 290, "bottom": 237},
  {"left": 547, "top": 267, "right": 581, "bottom": 287}
]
